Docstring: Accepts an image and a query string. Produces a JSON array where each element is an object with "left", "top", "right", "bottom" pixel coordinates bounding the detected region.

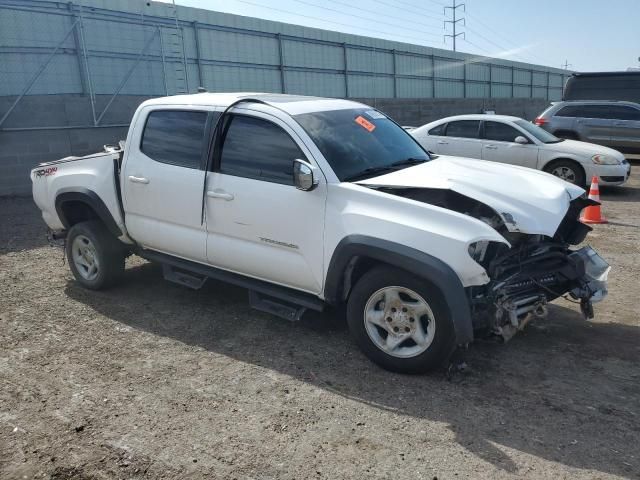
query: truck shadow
[
  {"left": 0, "top": 197, "right": 50, "bottom": 255},
  {"left": 65, "top": 261, "right": 640, "bottom": 478}
]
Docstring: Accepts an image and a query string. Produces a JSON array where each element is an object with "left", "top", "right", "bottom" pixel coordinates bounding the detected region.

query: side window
[
  {"left": 554, "top": 104, "right": 640, "bottom": 120},
  {"left": 484, "top": 121, "right": 524, "bottom": 142},
  {"left": 445, "top": 120, "right": 480, "bottom": 139},
  {"left": 219, "top": 115, "right": 305, "bottom": 185},
  {"left": 141, "top": 110, "right": 208, "bottom": 169},
  {"left": 608, "top": 106, "right": 640, "bottom": 121},
  {"left": 428, "top": 123, "right": 446, "bottom": 136}
]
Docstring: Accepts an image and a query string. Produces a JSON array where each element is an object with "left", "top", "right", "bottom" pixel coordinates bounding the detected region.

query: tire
[
  {"left": 66, "top": 220, "right": 125, "bottom": 290},
  {"left": 544, "top": 159, "right": 586, "bottom": 187},
  {"left": 346, "top": 266, "right": 455, "bottom": 374}
]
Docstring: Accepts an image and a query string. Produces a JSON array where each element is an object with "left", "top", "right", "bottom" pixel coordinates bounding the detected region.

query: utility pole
[
  {"left": 562, "top": 60, "right": 572, "bottom": 70},
  {"left": 444, "top": 1, "right": 465, "bottom": 51}
]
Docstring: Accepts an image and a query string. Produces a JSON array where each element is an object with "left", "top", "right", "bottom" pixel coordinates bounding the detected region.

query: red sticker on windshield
[{"left": 355, "top": 115, "right": 376, "bottom": 132}]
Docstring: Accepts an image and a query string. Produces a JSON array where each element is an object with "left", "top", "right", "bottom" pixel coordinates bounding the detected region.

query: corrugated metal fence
[{"left": 0, "top": 0, "right": 570, "bottom": 129}]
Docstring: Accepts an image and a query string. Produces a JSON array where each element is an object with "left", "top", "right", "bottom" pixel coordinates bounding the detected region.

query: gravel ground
[{"left": 1, "top": 168, "right": 639, "bottom": 480}]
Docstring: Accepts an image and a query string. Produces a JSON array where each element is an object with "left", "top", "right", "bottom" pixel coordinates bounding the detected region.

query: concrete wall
[
  {"left": 0, "top": 94, "right": 550, "bottom": 196},
  {"left": 0, "top": 94, "right": 149, "bottom": 196}
]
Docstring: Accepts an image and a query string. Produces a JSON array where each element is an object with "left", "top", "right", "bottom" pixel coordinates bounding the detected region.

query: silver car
[{"left": 534, "top": 100, "right": 640, "bottom": 159}]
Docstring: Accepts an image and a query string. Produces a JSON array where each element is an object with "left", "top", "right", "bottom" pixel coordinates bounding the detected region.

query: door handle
[
  {"left": 128, "top": 175, "right": 149, "bottom": 184},
  {"left": 207, "top": 190, "right": 234, "bottom": 201},
  {"left": 437, "top": 140, "right": 449, "bottom": 144},
  {"left": 484, "top": 145, "right": 498, "bottom": 149},
  {"left": 614, "top": 122, "right": 626, "bottom": 126}
]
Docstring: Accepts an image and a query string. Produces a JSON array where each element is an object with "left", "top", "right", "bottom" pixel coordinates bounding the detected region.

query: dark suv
[{"left": 534, "top": 100, "right": 640, "bottom": 158}]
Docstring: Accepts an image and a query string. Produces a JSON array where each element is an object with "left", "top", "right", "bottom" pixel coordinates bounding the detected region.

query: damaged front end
[
  {"left": 375, "top": 186, "right": 610, "bottom": 342},
  {"left": 466, "top": 195, "right": 610, "bottom": 341},
  {"left": 468, "top": 240, "right": 609, "bottom": 341}
]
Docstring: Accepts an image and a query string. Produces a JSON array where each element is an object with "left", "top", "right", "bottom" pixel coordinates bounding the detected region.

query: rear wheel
[
  {"left": 346, "top": 266, "right": 454, "bottom": 373},
  {"left": 66, "top": 221, "right": 125, "bottom": 290},
  {"left": 545, "top": 159, "right": 586, "bottom": 186}
]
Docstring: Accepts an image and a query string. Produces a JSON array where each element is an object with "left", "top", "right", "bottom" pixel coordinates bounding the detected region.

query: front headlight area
[
  {"left": 592, "top": 154, "right": 621, "bottom": 165},
  {"left": 468, "top": 240, "right": 490, "bottom": 264}
]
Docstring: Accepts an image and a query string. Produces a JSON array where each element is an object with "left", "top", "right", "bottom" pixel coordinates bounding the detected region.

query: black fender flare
[
  {"left": 54, "top": 187, "right": 122, "bottom": 238},
  {"left": 324, "top": 235, "right": 474, "bottom": 344}
]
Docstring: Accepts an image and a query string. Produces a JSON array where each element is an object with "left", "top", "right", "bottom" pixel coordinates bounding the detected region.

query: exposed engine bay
[{"left": 373, "top": 187, "right": 610, "bottom": 341}]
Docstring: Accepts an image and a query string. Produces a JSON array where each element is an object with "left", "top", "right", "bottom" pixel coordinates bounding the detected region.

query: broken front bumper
[{"left": 470, "top": 245, "right": 610, "bottom": 341}]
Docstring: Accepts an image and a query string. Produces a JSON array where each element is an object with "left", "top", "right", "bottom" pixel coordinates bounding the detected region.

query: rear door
[
  {"left": 439, "top": 120, "right": 482, "bottom": 158},
  {"left": 480, "top": 120, "right": 539, "bottom": 168},
  {"left": 122, "top": 108, "right": 216, "bottom": 262},
  {"left": 607, "top": 105, "right": 640, "bottom": 154},
  {"left": 566, "top": 104, "right": 614, "bottom": 145}
]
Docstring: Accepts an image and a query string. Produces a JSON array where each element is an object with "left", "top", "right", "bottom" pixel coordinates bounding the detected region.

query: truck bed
[{"left": 30, "top": 144, "right": 128, "bottom": 241}]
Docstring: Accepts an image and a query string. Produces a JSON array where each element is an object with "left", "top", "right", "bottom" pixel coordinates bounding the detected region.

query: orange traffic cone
[{"left": 580, "top": 176, "right": 607, "bottom": 224}]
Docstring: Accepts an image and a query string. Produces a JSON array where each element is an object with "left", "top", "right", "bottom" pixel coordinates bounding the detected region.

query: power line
[
  {"left": 325, "top": 0, "right": 443, "bottom": 31},
  {"left": 234, "top": 0, "right": 439, "bottom": 44},
  {"left": 290, "top": 0, "right": 443, "bottom": 39},
  {"left": 393, "top": 0, "right": 447, "bottom": 14},
  {"left": 461, "top": 38, "right": 492, "bottom": 56},
  {"left": 464, "top": 10, "right": 550, "bottom": 65},
  {"left": 444, "top": 1, "right": 465, "bottom": 51},
  {"left": 368, "top": 0, "right": 444, "bottom": 25}
]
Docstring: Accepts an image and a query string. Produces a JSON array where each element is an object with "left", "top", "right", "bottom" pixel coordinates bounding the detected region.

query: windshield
[
  {"left": 294, "top": 108, "right": 430, "bottom": 181},
  {"left": 514, "top": 119, "right": 563, "bottom": 144}
]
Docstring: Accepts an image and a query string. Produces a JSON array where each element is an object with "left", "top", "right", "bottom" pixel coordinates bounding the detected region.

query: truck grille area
[{"left": 469, "top": 240, "right": 597, "bottom": 341}]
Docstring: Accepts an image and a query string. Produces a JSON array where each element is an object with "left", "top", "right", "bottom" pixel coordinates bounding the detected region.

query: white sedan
[{"left": 410, "top": 114, "right": 630, "bottom": 186}]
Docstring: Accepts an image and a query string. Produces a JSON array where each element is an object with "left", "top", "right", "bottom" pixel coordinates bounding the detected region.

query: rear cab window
[{"left": 141, "top": 110, "right": 208, "bottom": 169}]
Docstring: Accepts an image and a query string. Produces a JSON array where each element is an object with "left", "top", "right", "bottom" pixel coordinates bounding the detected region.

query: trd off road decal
[{"left": 34, "top": 167, "right": 57, "bottom": 178}]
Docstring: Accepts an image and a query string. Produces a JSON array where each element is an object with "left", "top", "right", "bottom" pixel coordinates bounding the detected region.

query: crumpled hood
[{"left": 357, "top": 156, "right": 586, "bottom": 237}]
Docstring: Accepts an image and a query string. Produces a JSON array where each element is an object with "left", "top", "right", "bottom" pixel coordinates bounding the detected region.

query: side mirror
[
  {"left": 514, "top": 136, "right": 529, "bottom": 145},
  {"left": 293, "top": 159, "right": 319, "bottom": 191}
]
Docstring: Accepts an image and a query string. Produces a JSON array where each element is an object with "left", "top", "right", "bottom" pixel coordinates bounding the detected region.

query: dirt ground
[{"left": 1, "top": 168, "right": 639, "bottom": 480}]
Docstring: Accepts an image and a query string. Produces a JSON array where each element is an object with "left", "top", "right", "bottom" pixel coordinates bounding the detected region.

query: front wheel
[
  {"left": 545, "top": 159, "right": 586, "bottom": 187},
  {"left": 346, "top": 266, "right": 455, "bottom": 373},
  {"left": 66, "top": 220, "right": 125, "bottom": 290}
]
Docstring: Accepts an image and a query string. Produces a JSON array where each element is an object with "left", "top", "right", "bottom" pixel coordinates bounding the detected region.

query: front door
[
  {"left": 204, "top": 111, "right": 326, "bottom": 294},
  {"left": 122, "top": 108, "right": 212, "bottom": 263},
  {"left": 481, "top": 120, "right": 539, "bottom": 169}
]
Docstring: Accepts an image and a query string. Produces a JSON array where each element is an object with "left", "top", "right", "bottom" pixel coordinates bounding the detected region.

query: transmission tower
[{"left": 444, "top": 1, "right": 465, "bottom": 52}]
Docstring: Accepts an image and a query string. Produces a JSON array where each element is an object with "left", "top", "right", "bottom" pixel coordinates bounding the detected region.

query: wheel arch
[
  {"left": 55, "top": 188, "right": 122, "bottom": 238},
  {"left": 324, "top": 235, "right": 474, "bottom": 345},
  {"left": 541, "top": 157, "right": 586, "bottom": 182}
]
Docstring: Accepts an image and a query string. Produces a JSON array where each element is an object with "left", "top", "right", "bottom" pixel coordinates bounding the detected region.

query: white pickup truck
[{"left": 31, "top": 93, "right": 610, "bottom": 373}]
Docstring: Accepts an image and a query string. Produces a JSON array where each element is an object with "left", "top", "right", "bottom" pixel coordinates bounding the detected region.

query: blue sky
[{"left": 162, "top": 0, "right": 640, "bottom": 71}]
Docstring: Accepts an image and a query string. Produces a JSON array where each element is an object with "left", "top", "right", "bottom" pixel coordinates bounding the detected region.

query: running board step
[
  {"left": 162, "top": 264, "right": 207, "bottom": 290},
  {"left": 249, "top": 290, "right": 307, "bottom": 322}
]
